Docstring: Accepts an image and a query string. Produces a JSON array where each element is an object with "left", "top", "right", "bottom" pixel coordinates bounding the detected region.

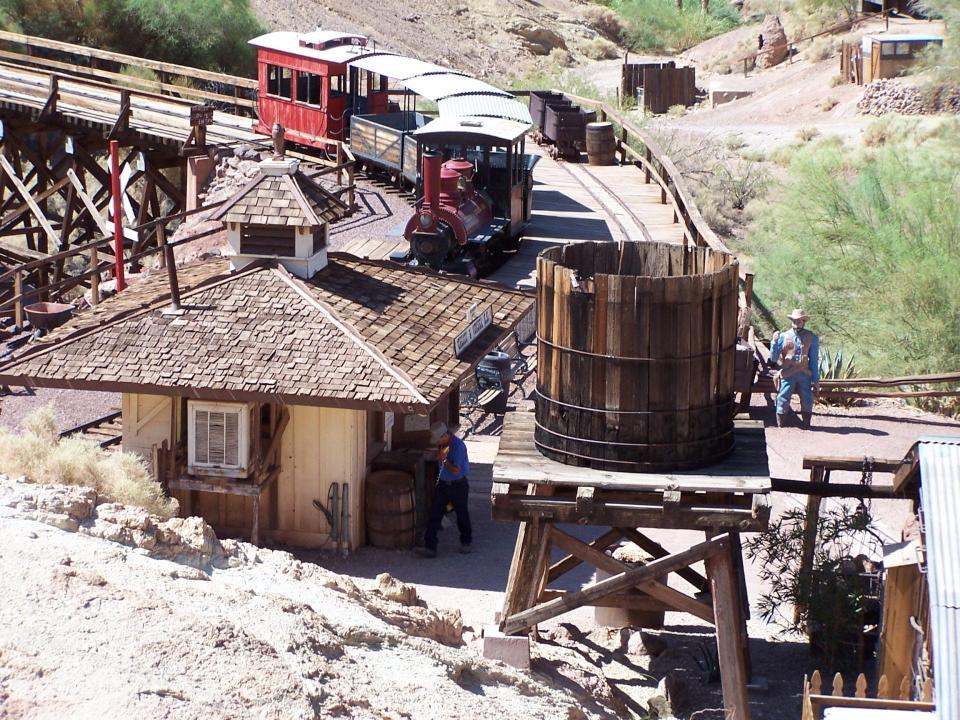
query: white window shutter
[{"left": 195, "top": 410, "right": 209, "bottom": 464}]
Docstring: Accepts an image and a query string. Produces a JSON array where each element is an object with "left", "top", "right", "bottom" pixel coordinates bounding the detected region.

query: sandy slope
[{"left": 0, "top": 476, "right": 617, "bottom": 720}]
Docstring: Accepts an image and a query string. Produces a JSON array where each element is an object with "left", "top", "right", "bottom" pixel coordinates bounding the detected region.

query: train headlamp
[{"left": 418, "top": 212, "right": 432, "bottom": 230}]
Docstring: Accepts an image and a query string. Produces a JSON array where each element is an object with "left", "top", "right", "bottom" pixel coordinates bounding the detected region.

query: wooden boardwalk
[{"left": 341, "top": 145, "right": 687, "bottom": 289}]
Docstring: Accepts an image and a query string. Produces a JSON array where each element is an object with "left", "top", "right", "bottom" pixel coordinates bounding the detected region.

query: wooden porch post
[{"left": 706, "top": 539, "right": 752, "bottom": 720}]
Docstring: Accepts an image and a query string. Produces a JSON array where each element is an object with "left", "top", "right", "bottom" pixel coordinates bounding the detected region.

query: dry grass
[
  {"left": 805, "top": 35, "right": 840, "bottom": 62},
  {"left": 582, "top": 6, "right": 626, "bottom": 43},
  {"left": 819, "top": 96, "right": 839, "bottom": 112},
  {"left": 829, "top": 74, "right": 846, "bottom": 88},
  {"left": 796, "top": 126, "right": 820, "bottom": 142},
  {"left": 0, "top": 406, "right": 177, "bottom": 518},
  {"left": 579, "top": 38, "right": 621, "bottom": 61}
]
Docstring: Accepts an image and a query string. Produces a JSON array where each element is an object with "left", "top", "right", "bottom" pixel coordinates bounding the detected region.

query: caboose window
[
  {"left": 297, "top": 72, "right": 323, "bottom": 106},
  {"left": 267, "top": 65, "right": 293, "bottom": 100},
  {"left": 330, "top": 74, "right": 345, "bottom": 96}
]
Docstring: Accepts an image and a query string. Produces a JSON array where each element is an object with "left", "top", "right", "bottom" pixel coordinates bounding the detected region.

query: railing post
[
  {"left": 89, "top": 244, "right": 99, "bottom": 307},
  {"left": 645, "top": 148, "right": 652, "bottom": 184},
  {"left": 744, "top": 273, "right": 754, "bottom": 307},
  {"left": 619, "top": 127, "right": 628, "bottom": 165},
  {"left": 659, "top": 164, "right": 668, "bottom": 205},
  {"left": 13, "top": 269, "right": 24, "bottom": 331}
]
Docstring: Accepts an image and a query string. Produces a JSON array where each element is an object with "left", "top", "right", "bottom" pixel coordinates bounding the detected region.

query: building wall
[
  {"left": 121, "top": 393, "right": 178, "bottom": 465},
  {"left": 121, "top": 393, "right": 367, "bottom": 550}
]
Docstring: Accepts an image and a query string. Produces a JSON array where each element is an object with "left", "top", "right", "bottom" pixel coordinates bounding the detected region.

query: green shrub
[
  {"left": 0, "top": 0, "right": 265, "bottom": 75},
  {"left": 747, "top": 130, "right": 960, "bottom": 377},
  {"left": 607, "top": 0, "right": 741, "bottom": 52}
]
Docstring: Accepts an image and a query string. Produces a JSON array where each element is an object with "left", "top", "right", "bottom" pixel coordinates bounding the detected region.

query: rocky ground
[{"left": 0, "top": 475, "right": 622, "bottom": 719}]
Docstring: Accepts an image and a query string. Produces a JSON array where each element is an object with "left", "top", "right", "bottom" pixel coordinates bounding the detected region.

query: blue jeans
[
  {"left": 425, "top": 479, "right": 472, "bottom": 551},
  {"left": 777, "top": 373, "right": 814, "bottom": 415}
]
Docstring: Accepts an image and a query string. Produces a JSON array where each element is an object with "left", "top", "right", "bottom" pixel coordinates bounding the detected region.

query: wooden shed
[
  {"left": 0, "top": 252, "right": 532, "bottom": 550},
  {"left": 841, "top": 34, "right": 943, "bottom": 85}
]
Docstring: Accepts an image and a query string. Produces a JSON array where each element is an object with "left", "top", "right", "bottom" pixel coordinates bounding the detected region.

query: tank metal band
[
  {"left": 536, "top": 334, "right": 737, "bottom": 362},
  {"left": 533, "top": 418, "right": 735, "bottom": 449},
  {"left": 535, "top": 388, "right": 736, "bottom": 416},
  {"left": 532, "top": 436, "right": 735, "bottom": 468}
]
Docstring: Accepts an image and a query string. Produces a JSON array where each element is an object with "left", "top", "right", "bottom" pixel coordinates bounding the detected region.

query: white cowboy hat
[
  {"left": 429, "top": 421, "right": 449, "bottom": 445},
  {"left": 787, "top": 308, "right": 810, "bottom": 321}
]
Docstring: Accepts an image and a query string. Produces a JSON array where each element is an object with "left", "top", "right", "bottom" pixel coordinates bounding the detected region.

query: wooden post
[
  {"left": 706, "top": 540, "right": 752, "bottom": 720},
  {"left": 744, "top": 273, "right": 754, "bottom": 307},
  {"left": 13, "top": 269, "right": 24, "bottom": 331},
  {"left": 619, "top": 126, "right": 628, "bottom": 165},
  {"left": 795, "top": 465, "right": 828, "bottom": 623},
  {"left": 251, "top": 495, "right": 261, "bottom": 545},
  {"left": 89, "top": 244, "right": 100, "bottom": 306},
  {"left": 644, "top": 148, "right": 652, "bottom": 184},
  {"left": 501, "top": 517, "right": 551, "bottom": 627}
]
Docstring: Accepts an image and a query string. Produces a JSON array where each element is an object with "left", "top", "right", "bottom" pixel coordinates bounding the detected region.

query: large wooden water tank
[{"left": 535, "top": 241, "right": 739, "bottom": 472}]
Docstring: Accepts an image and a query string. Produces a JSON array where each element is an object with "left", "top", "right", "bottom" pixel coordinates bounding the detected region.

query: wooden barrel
[
  {"left": 535, "top": 241, "right": 739, "bottom": 472},
  {"left": 365, "top": 470, "right": 415, "bottom": 549},
  {"left": 585, "top": 122, "right": 616, "bottom": 166}
]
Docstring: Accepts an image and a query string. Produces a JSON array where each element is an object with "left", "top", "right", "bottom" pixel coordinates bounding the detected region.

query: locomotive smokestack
[{"left": 422, "top": 152, "right": 441, "bottom": 213}]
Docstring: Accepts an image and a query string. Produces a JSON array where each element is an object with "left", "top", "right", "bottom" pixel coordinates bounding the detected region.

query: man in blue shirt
[
  {"left": 416, "top": 422, "right": 472, "bottom": 558},
  {"left": 769, "top": 308, "right": 820, "bottom": 429}
]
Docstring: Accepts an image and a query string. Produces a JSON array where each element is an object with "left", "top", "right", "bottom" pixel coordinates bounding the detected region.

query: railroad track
[{"left": 58, "top": 410, "right": 122, "bottom": 449}]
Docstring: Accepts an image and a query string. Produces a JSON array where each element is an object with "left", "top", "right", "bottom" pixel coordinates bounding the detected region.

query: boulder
[
  {"left": 375, "top": 573, "right": 419, "bottom": 606},
  {"left": 506, "top": 17, "right": 567, "bottom": 56},
  {"left": 757, "top": 16, "right": 788, "bottom": 69}
]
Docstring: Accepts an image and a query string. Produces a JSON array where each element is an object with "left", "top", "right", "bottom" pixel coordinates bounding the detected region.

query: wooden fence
[
  {"left": 619, "top": 61, "right": 696, "bottom": 114},
  {"left": 801, "top": 669, "right": 934, "bottom": 719},
  {"left": 551, "top": 91, "right": 732, "bottom": 258}
]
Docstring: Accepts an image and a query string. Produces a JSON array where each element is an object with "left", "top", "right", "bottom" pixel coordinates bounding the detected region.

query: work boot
[
  {"left": 801, "top": 412, "right": 812, "bottom": 429},
  {"left": 776, "top": 413, "right": 785, "bottom": 428}
]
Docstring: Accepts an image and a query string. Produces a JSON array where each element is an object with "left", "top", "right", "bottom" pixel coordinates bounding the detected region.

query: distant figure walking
[
  {"left": 770, "top": 308, "right": 820, "bottom": 429},
  {"left": 758, "top": 34, "right": 765, "bottom": 51},
  {"left": 416, "top": 422, "right": 472, "bottom": 558}
]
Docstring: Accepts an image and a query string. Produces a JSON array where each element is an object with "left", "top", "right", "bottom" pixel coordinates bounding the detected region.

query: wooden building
[
  {"left": 0, "top": 158, "right": 533, "bottom": 549},
  {"left": 841, "top": 34, "right": 943, "bottom": 85}
]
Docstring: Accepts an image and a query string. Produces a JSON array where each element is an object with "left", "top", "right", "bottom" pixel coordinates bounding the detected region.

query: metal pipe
[
  {"left": 340, "top": 482, "right": 349, "bottom": 558},
  {"left": 163, "top": 242, "right": 180, "bottom": 311},
  {"left": 422, "top": 152, "right": 441, "bottom": 212},
  {"left": 109, "top": 140, "right": 126, "bottom": 292}
]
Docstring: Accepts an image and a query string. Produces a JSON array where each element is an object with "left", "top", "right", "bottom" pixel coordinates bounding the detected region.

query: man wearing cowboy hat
[
  {"left": 770, "top": 308, "right": 820, "bottom": 428},
  {"left": 415, "top": 421, "right": 473, "bottom": 558}
]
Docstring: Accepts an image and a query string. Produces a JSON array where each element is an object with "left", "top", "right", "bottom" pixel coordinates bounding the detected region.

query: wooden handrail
[
  {"left": 553, "top": 89, "right": 733, "bottom": 258},
  {"left": 0, "top": 30, "right": 256, "bottom": 89}
]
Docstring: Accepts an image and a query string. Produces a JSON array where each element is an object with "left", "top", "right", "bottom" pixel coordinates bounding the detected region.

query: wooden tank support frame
[{"left": 500, "top": 528, "right": 752, "bottom": 720}]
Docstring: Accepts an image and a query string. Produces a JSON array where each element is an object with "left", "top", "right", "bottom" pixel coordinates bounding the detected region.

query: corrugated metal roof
[
  {"left": 414, "top": 116, "right": 530, "bottom": 143},
  {"left": 917, "top": 435, "right": 960, "bottom": 720},
  {"left": 349, "top": 54, "right": 467, "bottom": 81},
  {"left": 438, "top": 95, "right": 533, "bottom": 124},
  {"left": 402, "top": 74, "right": 512, "bottom": 101}
]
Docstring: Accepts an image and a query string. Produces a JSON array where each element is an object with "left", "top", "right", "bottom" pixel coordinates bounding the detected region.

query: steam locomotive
[{"left": 249, "top": 30, "right": 538, "bottom": 276}]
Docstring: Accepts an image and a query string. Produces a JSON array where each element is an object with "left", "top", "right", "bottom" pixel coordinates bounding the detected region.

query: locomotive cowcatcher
[{"left": 393, "top": 117, "right": 538, "bottom": 277}]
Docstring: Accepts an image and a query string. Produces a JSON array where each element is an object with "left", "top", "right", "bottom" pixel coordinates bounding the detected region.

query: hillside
[{"left": 252, "top": 0, "right": 615, "bottom": 81}]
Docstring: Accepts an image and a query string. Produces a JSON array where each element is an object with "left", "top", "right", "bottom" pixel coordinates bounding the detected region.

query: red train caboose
[{"left": 250, "top": 30, "right": 392, "bottom": 146}]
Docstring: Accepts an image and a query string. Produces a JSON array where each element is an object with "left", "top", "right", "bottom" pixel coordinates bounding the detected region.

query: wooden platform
[{"left": 492, "top": 411, "right": 771, "bottom": 531}]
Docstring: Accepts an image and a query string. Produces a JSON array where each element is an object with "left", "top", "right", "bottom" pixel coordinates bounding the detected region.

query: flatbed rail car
[
  {"left": 349, "top": 111, "right": 429, "bottom": 184},
  {"left": 391, "top": 116, "right": 538, "bottom": 276}
]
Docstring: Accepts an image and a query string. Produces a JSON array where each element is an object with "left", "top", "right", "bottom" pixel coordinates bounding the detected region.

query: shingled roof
[
  {"left": 209, "top": 166, "right": 347, "bottom": 228},
  {"left": 0, "top": 256, "right": 533, "bottom": 412}
]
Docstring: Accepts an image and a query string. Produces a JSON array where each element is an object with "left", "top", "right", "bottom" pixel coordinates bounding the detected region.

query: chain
[{"left": 856, "top": 456, "right": 875, "bottom": 519}]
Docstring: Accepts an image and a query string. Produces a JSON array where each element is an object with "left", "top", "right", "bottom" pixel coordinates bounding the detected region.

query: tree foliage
[
  {"left": 598, "top": 0, "right": 741, "bottom": 52},
  {"left": 747, "top": 123, "right": 960, "bottom": 377},
  {"left": 0, "top": 0, "right": 264, "bottom": 75}
]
